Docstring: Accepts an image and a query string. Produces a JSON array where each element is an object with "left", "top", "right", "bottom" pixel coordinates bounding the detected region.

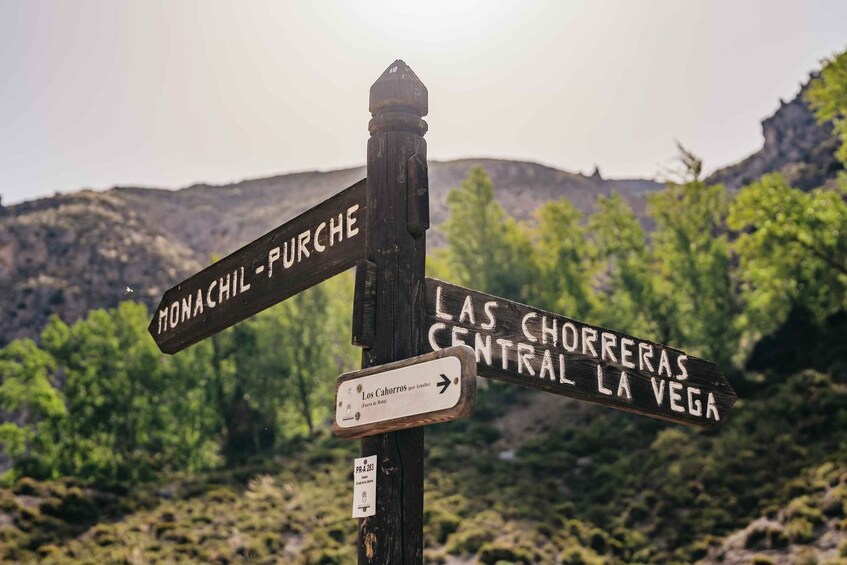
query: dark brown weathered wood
[
  {"left": 424, "top": 278, "right": 737, "bottom": 429},
  {"left": 406, "top": 154, "right": 429, "bottom": 238},
  {"left": 149, "top": 179, "right": 367, "bottom": 354},
  {"left": 358, "top": 60, "right": 428, "bottom": 565},
  {"left": 334, "top": 345, "right": 476, "bottom": 439},
  {"left": 352, "top": 260, "right": 377, "bottom": 348}
]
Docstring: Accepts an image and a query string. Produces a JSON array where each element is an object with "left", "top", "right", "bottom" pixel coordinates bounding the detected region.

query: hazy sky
[{"left": 2, "top": 1, "right": 846, "bottom": 205}]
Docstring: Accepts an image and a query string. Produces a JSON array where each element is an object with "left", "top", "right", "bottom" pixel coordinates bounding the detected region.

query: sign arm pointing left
[{"left": 148, "top": 179, "right": 368, "bottom": 354}]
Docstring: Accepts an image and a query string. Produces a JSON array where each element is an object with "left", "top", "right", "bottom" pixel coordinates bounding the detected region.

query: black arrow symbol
[{"left": 437, "top": 373, "right": 451, "bottom": 394}]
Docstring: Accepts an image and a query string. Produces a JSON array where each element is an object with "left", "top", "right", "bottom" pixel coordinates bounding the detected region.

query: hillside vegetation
[{"left": 1, "top": 50, "right": 847, "bottom": 564}]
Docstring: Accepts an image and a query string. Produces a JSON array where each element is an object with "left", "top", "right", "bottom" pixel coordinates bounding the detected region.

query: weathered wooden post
[{"left": 356, "top": 60, "right": 429, "bottom": 564}]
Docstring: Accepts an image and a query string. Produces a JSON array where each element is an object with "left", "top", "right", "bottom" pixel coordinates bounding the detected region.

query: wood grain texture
[
  {"left": 352, "top": 260, "right": 377, "bottom": 348},
  {"left": 358, "top": 60, "right": 428, "bottom": 565},
  {"left": 149, "top": 179, "right": 367, "bottom": 354},
  {"left": 424, "top": 278, "right": 737, "bottom": 429},
  {"left": 334, "top": 345, "right": 476, "bottom": 439}
]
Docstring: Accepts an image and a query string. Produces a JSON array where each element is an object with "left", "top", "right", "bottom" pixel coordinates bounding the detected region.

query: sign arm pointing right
[{"left": 423, "top": 278, "right": 737, "bottom": 429}]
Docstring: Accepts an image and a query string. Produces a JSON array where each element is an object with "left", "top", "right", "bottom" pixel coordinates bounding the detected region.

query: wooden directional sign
[
  {"left": 149, "top": 179, "right": 367, "bottom": 354},
  {"left": 333, "top": 345, "right": 476, "bottom": 439},
  {"left": 423, "top": 278, "right": 737, "bottom": 429}
]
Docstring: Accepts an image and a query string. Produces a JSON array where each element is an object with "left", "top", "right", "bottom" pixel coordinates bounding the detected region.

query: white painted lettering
[
  {"left": 517, "top": 343, "right": 535, "bottom": 376},
  {"left": 451, "top": 326, "right": 469, "bottom": 347},
  {"left": 459, "top": 295, "right": 476, "bottom": 324},
  {"left": 562, "top": 322, "right": 578, "bottom": 352},
  {"left": 597, "top": 364, "right": 613, "bottom": 395},
  {"left": 239, "top": 267, "right": 250, "bottom": 293},
  {"left": 169, "top": 302, "right": 179, "bottom": 329},
  {"left": 157, "top": 308, "right": 168, "bottom": 334},
  {"left": 601, "top": 332, "right": 618, "bottom": 362},
  {"left": 541, "top": 316, "right": 557, "bottom": 346},
  {"left": 687, "top": 387, "right": 702, "bottom": 417},
  {"left": 346, "top": 204, "right": 360, "bottom": 238},
  {"left": 539, "top": 349, "right": 555, "bottom": 380},
  {"left": 283, "top": 238, "right": 295, "bottom": 268},
  {"left": 428, "top": 323, "right": 446, "bottom": 351},
  {"left": 314, "top": 222, "right": 327, "bottom": 252},
  {"left": 620, "top": 337, "right": 635, "bottom": 369},
  {"left": 706, "top": 393, "right": 720, "bottom": 421},
  {"left": 676, "top": 355, "right": 689, "bottom": 381},
  {"left": 435, "top": 286, "right": 453, "bottom": 321},
  {"left": 521, "top": 312, "right": 538, "bottom": 343},
  {"left": 617, "top": 372, "right": 632, "bottom": 399},
  {"left": 297, "top": 231, "right": 311, "bottom": 262},
  {"left": 639, "top": 343, "right": 655, "bottom": 372},
  {"left": 206, "top": 280, "right": 217, "bottom": 308},
  {"left": 658, "top": 349, "right": 672, "bottom": 377},
  {"left": 268, "top": 247, "right": 280, "bottom": 278},
  {"left": 582, "top": 327, "right": 598, "bottom": 358},
  {"left": 193, "top": 289, "right": 204, "bottom": 317},
  {"left": 482, "top": 301, "right": 498, "bottom": 329},
  {"left": 559, "top": 354, "right": 575, "bottom": 385},
  {"left": 669, "top": 381, "right": 685, "bottom": 413},
  {"left": 496, "top": 339, "right": 513, "bottom": 370},
  {"left": 474, "top": 333, "right": 492, "bottom": 366},
  {"left": 651, "top": 377, "right": 665, "bottom": 406},
  {"left": 329, "top": 213, "right": 343, "bottom": 246},
  {"left": 181, "top": 295, "right": 192, "bottom": 323},
  {"left": 218, "top": 273, "right": 231, "bottom": 303}
]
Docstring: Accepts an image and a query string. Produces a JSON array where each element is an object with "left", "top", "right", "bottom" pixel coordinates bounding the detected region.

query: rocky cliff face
[
  {"left": 708, "top": 77, "right": 842, "bottom": 190},
  {"left": 0, "top": 191, "right": 199, "bottom": 344}
]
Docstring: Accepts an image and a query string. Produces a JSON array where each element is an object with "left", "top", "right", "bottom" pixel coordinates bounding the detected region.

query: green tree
[
  {"left": 275, "top": 280, "right": 352, "bottom": 436},
  {"left": 806, "top": 48, "right": 847, "bottom": 165},
  {"left": 647, "top": 174, "right": 739, "bottom": 370},
  {"left": 442, "top": 166, "right": 537, "bottom": 301},
  {"left": 588, "top": 192, "right": 658, "bottom": 338},
  {"left": 0, "top": 339, "right": 65, "bottom": 478},
  {"left": 728, "top": 173, "right": 847, "bottom": 336},
  {"left": 533, "top": 198, "right": 595, "bottom": 319},
  {"left": 38, "top": 302, "right": 204, "bottom": 480}
]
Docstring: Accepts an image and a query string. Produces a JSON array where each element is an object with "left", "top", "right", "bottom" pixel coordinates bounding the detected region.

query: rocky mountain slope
[
  {"left": 0, "top": 73, "right": 842, "bottom": 346},
  {"left": 0, "top": 191, "right": 199, "bottom": 345},
  {"left": 0, "top": 159, "right": 660, "bottom": 345}
]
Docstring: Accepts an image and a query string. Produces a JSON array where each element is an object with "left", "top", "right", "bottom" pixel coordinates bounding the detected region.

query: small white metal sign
[
  {"left": 352, "top": 455, "right": 377, "bottom": 519},
  {"left": 337, "top": 356, "right": 461, "bottom": 429}
]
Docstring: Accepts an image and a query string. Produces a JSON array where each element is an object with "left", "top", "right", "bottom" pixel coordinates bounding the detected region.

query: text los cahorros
[
  {"left": 155, "top": 204, "right": 361, "bottom": 335},
  {"left": 426, "top": 284, "right": 722, "bottom": 423}
]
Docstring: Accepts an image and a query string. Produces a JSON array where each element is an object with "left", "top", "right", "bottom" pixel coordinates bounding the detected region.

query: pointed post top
[
  {"left": 368, "top": 60, "right": 428, "bottom": 136},
  {"left": 369, "top": 60, "right": 428, "bottom": 116}
]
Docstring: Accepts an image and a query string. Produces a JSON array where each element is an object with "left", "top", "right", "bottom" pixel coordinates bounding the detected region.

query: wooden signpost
[{"left": 149, "top": 59, "right": 738, "bottom": 564}]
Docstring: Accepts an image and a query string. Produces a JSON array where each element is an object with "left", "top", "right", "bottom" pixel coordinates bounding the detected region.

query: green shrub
[
  {"left": 785, "top": 517, "right": 815, "bottom": 544},
  {"left": 207, "top": 487, "right": 237, "bottom": 503},
  {"left": 477, "top": 541, "right": 533, "bottom": 564},
  {"left": 558, "top": 545, "right": 604, "bottom": 565},
  {"left": 12, "top": 477, "right": 42, "bottom": 496},
  {"left": 89, "top": 524, "right": 118, "bottom": 547},
  {"left": 744, "top": 523, "right": 788, "bottom": 550},
  {"left": 786, "top": 496, "right": 825, "bottom": 524},
  {"left": 425, "top": 506, "right": 462, "bottom": 545},
  {"left": 823, "top": 485, "right": 847, "bottom": 517},
  {"left": 444, "top": 511, "right": 503, "bottom": 555}
]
